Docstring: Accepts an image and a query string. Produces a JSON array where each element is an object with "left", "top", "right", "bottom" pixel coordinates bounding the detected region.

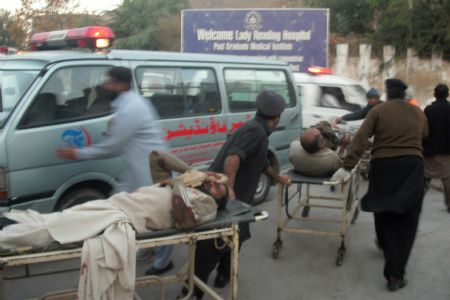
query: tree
[
  {"left": 0, "top": 11, "right": 18, "bottom": 46},
  {"left": 410, "top": 0, "right": 450, "bottom": 57},
  {"left": 306, "top": 0, "right": 377, "bottom": 36},
  {"left": 0, "top": 11, "right": 28, "bottom": 49},
  {"left": 13, "top": 0, "right": 81, "bottom": 48},
  {"left": 109, "top": 0, "right": 187, "bottom": 50}
]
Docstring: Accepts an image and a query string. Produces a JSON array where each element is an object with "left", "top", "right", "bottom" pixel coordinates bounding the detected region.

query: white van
[
  {"left": 0, "top": 26, "right": 301, "bottom": 212},
  {"left": 294, "top": 69, "right": 367, "bottom": 129}
]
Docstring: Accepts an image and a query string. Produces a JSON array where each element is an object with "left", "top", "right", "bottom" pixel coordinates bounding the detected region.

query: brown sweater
[{"left": 343, "top": 99, "right": 428, "bottom": 169}]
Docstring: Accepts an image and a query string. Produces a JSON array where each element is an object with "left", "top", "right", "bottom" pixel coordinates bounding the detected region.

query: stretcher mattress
[
  {"left": 286, "top": 169, "right": 334, "bottom": 185},
  {"left": 0, "top": 200, "right": 260, "bottom": 258}
]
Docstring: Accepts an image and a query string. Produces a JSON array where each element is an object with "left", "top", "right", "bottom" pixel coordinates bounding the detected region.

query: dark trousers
[
  {"left": 185, "top": 223, "right": 248, "bottom": 299},
  {"left": 374, "top": 202, "right": 422, "bottom": 280},
  {"left": 190, "top": 239, "right": 236, "bottom": 298}
]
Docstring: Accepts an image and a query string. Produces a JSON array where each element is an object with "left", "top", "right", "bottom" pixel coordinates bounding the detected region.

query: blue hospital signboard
[{"left": 182, "top": 9, "right": 329, "bottom": 72}]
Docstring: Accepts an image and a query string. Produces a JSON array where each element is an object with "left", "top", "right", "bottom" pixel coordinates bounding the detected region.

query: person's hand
[
  {"left": 57, "top": 148, "right": 78, "bottom": 160},
  {"left": 227, "top": 186, "right": 236, "bottom": 200},
  {"left": 277, "top": 174, "right": 292, "bottom": 186},
  {"left": 332, "top": 117, "right": 342, "bottom": 127},
  {"left": 331, "top": 167, "right": 351, "bottom": 183},
  {"left": 158, "top": 178, "right": 174, "bottom": 188}
]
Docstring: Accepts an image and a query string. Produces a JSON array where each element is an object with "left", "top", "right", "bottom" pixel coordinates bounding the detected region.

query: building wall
[{"left": 329, "top": 44, "right": 450, "bottom": 105}]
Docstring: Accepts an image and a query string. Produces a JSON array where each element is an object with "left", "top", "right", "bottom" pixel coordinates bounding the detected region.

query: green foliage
[
  {"left": 307, "top": 0, "right": 450, "bottom": 57},
  {"left": 306, "top": 0, "right": 376, "bottom": 35},
  {"left": 109, "top": 0, "right": 188, "bottom": 50},
  {"left": 0, "top": 11, "right": 27, "bottom": 49},
  {"left": 374, "top": 0, "right": 412, "bottom": 53},
  {"left": 0, "top": 11, "right": 16, "bottom": 46},
  {"left": 409, "top": 0, "right": 450, "bottom": 56}
]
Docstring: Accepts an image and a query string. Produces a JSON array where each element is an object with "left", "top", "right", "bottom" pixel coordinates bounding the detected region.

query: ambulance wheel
[
  {"left": 56, "top": 188, "right": 107, "bottom": 211},
  {"left": 252, "top": 174, "right": 271, "bottom": 206}
]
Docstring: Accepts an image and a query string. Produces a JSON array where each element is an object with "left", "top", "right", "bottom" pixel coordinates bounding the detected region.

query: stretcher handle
[
  {"left": 254, "top": 211, "right": 269, "bottom": 221},
  {"left": 322, "top": 180, "right": 341, "bottom": 185}
]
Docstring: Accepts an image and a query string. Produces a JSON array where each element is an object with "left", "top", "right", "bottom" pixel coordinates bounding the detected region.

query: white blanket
[
  {"left": 77, "top": 222, "right": 136, "bottom": 300},
  {"left": 1, "top": 200, "right": 130, "bottom": 248}
]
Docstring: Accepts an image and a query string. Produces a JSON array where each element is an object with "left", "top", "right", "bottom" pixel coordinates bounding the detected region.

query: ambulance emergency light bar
[
  {"left": 29, "top": 26, "right": 115, "bottom": 51},
  {"left": 307, "top": 66, "right": 333, "bottom": 75},
  {"left": 0, "top": 46, "right": 17, "bottom": 55}
]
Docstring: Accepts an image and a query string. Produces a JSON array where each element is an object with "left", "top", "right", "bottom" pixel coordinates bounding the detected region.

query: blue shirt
[{"left": 77, "top": 90, "right": 166, "bottom": 192}]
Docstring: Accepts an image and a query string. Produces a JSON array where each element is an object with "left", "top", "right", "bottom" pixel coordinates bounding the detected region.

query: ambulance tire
[
  {"left": 56, "top": 188, "right": 107, "bottom": 211},
  {"left": 251, "top": 174, "right": 271, "bottom": 206}
]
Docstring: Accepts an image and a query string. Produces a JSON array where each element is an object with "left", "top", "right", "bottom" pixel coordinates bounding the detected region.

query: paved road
[{"left": 3, "top": 182, "right": 450, "bottom": 299}]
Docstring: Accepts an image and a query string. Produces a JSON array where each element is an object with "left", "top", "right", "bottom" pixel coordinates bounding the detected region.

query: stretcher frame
[
  {"left": 272, "top": 165, "right": 361, "bottom": 265},
  {"left": 0, "top": 202, "right": 267, "bottom": 300}
]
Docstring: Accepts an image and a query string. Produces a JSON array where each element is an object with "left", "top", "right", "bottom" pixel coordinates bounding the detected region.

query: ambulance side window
[
  {"left": 319, "top": 85, "right": 361, "bottom": 112},
  {"left": 20, "top": 66, "right": 113, "bottom": 128},
  {"left": 224, "top": 69, "right": 295, "bottom": 112},
  {"left": 135, "top": 67, "right": 221, "bottom": 119}
]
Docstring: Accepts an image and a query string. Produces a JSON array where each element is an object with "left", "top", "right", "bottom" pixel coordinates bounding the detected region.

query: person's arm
[
  {"left": 341, "top": 105, "right": 370, "bottom": 122},
  {"left": 223, "top": 154, "right": 241, "bottom": 199},
  {"left": 220, "top": 126, "right": 266, "bottom": 198},
  {"left": 265, "top": 165, "right": 291, "bottom": 186},
  {"left": 343, "top": 108, "right": 377, "bottom": 169},
  {"left": 58, "top": 101, "right": 144, "bottom": 161}
]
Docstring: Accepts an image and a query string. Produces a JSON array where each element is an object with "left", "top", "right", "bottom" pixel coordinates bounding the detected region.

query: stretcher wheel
[
  {"left": 301, "top": 206, "right": 310, "bottom": 218},
  {"left": 335, "top": 244, "right": 346, "bottom": 266},
  {"left": 336, "top": 251, "right": 345, "bottom": 266},
  {"left": 351, "top": 207, "right": 360, "bottom": 224},
  {"left": 272, "top": 240, "right": 283, "bottom": 259}
]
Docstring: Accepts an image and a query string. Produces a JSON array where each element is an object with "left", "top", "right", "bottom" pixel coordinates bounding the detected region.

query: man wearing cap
[
  {"left": 423, "top": 83, "right": 450, "bottom": 213},
  {"left": 332, "top": 79, "right": 428, "bottom": 291},
  {"left": 334, "top": 87, "right": 382, "bottom": 124},
  {"left": 183, "top": 91, "right": 291, "bottom": 299}
]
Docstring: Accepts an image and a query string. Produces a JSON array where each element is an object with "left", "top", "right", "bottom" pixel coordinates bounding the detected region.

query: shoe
[
  {"left": 145, "top": 261, "right": 174, "bottom": 276},
  {"left": 447, "top": 207, "right": 450, "bottom": 213},
  {"left": 213, "top": 273, "right": 230, "bottom": 288},
  {"left": 387, "top": 277, "right": 407, "bottom": 291}
]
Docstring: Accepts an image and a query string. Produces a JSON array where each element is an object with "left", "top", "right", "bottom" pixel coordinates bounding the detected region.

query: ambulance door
[
  {"left": 131, "top": 62, "right": 228, "bottom": 169},
  {"left": 6, "top": 61, "right": 122, "bottom": 211}
]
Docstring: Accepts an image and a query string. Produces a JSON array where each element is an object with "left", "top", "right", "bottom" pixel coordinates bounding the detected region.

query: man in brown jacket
[{"left": 332, "top": 78, "right": 428, "bottom": 291}]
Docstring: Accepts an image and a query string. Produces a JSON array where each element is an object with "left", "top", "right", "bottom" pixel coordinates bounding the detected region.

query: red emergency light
[
  {"left": 29, "top": 26, "right": 115, "bottom": 51},
  {"left": 0, "top": 45, "right": 17, "bottom": 55},
  {"left": 307, "top": 66, "right": 333, "bottom": 75}
]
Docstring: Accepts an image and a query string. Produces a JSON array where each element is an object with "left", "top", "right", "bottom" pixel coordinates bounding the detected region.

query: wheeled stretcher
[
  {"left": 0, "top": 201, "right": 267, "bottom": 300},
  {"left": 272, "top": 166, "right": 361, "bottom": 265}
]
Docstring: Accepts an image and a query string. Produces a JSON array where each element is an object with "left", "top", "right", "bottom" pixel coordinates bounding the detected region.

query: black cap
[
  {"left": 385, "top": 78, "right": 408, "bottom": 100},
  {"left": 385, "top": 79, "right": 407, "bottom": 92},
  {"left": 256, "top": 91, "right": 286, "bottom": 117},
  {"left": 108, "top": 66, "right": 132, "bottom": 85}
]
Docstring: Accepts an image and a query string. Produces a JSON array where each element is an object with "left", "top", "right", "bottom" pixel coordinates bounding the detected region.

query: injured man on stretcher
[
  {"left": 289, "top": 122, "right": 350, "bottom": 177},
  {"left": 0, "top": 151, "right": 228, "bottom": 250}
]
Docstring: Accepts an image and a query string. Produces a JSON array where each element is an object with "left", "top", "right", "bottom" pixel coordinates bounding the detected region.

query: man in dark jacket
[
  {"left": 334, "top": 87, "right": 382, "bottom": 124},
  {"left": 332, "top": 79, "right": 428, "bottom": 292},
  {"left": 423, "top": 83, "right": 450, "bottom": 213},
  {"left": 182, "top": 91, "right": 291, "bottom": 299}
]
